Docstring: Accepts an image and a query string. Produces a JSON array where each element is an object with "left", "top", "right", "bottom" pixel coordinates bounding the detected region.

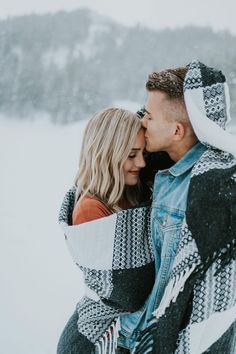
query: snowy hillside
[
  {"left": 0, "top": 118, "right": 88, "bottom": 354},
  {"left": 1, "top": 10, "right": 236, "bottom": 123}
]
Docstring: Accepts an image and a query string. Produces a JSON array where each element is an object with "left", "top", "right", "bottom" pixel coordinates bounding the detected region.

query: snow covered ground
[
  {"left": 1, "top": 104, "right": 235, "bottom": 354},
  {"left": 0, "top": 118, "right": 88, "bottom": 354},
  {"left": 0, "top": 101, "right": 141, "bottom": 354}
]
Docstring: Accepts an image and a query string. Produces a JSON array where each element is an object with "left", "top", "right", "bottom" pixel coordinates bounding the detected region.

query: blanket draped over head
[
  {"left": 58, "top": 191, "right": 155, "bottom": 354},
  {"left": 134, "top": 60, "right": 236, "bottom": 354}
]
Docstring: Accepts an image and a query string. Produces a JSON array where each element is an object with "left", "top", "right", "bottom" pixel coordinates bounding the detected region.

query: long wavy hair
[{"left": 75, "top": 107, "right": 142, "bottom": 211}]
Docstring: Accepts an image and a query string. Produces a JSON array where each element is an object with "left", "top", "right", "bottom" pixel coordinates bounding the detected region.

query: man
[{"left": 118, "top": 60, "right": 236, "bottom": 353}]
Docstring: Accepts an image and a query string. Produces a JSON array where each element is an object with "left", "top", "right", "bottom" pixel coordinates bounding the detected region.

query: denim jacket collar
[{"left": 167, "top": 142, "right": 207, "bottom": 177}]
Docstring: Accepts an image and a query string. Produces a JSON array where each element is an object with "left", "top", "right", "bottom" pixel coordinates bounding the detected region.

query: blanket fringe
[
  {"left": 153, "top": 263, "right": 196, "bottom": 319},
  {"left": 95, "top": 318, "right": 120, "bottom": 354}
]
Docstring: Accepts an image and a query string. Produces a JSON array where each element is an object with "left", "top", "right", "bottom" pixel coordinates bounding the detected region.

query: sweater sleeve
[{"left": 72, "top": 197, "right": 112, "bottom": 225}]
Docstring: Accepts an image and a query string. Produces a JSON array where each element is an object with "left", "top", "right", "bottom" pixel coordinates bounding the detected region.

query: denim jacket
[{"left": 118, "top": 143, "right": 207, "bottom": 351}]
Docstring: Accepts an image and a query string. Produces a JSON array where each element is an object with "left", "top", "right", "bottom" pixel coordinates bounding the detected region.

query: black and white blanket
[
  {"left": 133, "top": 60, "right": 236, "bottom": 354},
  {"left": 134, "top": 148, "right": 236, "bottom": 354},
  {"left": 58, "top": 191, "right": 155, "bottom": 354}
]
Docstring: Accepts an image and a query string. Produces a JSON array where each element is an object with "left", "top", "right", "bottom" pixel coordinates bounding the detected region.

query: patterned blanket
[
  {"left": 134, "top": 148, "right": 236, "bottom": 354},
  {"left": 134, "top": 60, "right": 236, "bottom": 354},
  {"left": 58, "top": 190, "right": 155, "bottom": 354}
]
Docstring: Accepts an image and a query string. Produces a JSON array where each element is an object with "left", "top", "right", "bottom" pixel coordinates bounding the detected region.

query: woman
[
  {"left": 72, "top": 107, "right": 146, "bottom": 225},
  {"left": 57, "top": 108, "right": 155, "bottom": 354}
]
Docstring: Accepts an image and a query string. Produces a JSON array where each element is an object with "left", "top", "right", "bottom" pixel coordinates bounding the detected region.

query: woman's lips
[{"left": 130, "top": 171, "right": 140, "bottom": 176}]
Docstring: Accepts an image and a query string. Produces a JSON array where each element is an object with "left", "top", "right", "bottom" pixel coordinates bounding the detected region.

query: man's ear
[{"left": 173, "top": 122, "right": 185, "bottom": 141}]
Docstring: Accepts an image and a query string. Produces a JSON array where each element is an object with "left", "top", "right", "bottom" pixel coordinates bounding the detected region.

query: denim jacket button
[{"left": 163, "top": 215, "right": 168, "bottom": 226}]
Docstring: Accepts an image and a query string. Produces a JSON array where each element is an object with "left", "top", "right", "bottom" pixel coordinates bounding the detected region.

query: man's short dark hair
[{"left": 146, "top": 67, "right": 188, "bottom": 99}]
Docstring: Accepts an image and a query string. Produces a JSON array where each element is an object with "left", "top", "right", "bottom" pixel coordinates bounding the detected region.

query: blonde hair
[{"left": 75, "top": 107, "right": 142, "bottom": 211}]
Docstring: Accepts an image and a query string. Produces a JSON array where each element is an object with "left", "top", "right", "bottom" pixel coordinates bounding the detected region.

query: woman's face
[{"left": 123, "top": 128, "right": 146, "bottom": 185}]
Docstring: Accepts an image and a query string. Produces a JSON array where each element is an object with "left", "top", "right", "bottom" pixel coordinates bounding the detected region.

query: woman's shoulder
[
  {"left": 72, "top": 195, "right": 113, "bottom": 225},
  {"left": 78, "top": 195, "right": 111, "bottom": 213}
]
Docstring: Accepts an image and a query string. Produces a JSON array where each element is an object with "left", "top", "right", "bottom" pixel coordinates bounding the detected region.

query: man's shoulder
[
  {"left": 189, "top": 149, "right": 236, "bottom": 207},
  {"left": 192, "top": 149, "right": 236, "bottom": 179},
  {"left": 186, "top": 150, "right": 235, "bottom": 259}
]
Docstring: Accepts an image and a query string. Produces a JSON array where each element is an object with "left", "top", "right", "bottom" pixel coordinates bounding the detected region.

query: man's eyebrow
[{"left": 131, "top": 148, "right": 141, "bottom": 151}]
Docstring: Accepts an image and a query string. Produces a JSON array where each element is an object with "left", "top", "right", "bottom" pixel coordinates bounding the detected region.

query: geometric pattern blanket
[
  {"left": 58, "top": 190, "right": 155, "bottom": 354},
  {"left": 134, "top": 58, "right": 236, "bottom": 354},
  {"left": 134, "top": 148, "right": 236, "bottom": 354}
]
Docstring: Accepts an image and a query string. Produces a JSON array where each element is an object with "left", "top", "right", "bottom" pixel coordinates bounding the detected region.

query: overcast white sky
[{"left": 1, "top": 0, "right": 236, "bottom": 35}]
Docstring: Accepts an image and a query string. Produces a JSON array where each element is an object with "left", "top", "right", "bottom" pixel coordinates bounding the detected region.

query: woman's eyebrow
[{"left": 131, "top": 148, "right": 141, "bottom": 151}]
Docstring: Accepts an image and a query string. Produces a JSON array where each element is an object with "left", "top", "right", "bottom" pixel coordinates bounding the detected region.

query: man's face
[{"left": 142, "top": 90, "right": 176, "bottom": 153}]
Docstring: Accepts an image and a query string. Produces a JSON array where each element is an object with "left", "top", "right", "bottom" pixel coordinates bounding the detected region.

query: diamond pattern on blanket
[
  {"left": 190, "top": 259, "right": 236, "bottom": 325},
  {"left": 175, "top": 327, "right": 191, "bottom": 354},
  {"left": 184, "top": 61, "right": 202, "bottom": 90},
  {"left": 58, "top": 186, "right": 76, "bottom": 226},
  {"left": 203, "top": 83, "right": 227, "bottom": 129},
  {"left": 214, "top": 259, "right": 236, "bottom": 313},
  {"left": 191, "top": 277, "right": 209, "bottom": 324},
  {"left": 192, "top": 150, "right": 235, "bottom": 177},
  {"left": 80, "top": 267, "right": 113, "bottom": 298},
  {"left": 170, "top": 221, "right": 200, "bottom": 281},
  {"left": 112, "top": 206, "right": 154, "bottom": 270},
  {"left": 76, "top": 297, "right": 121, "bottom": 343}
]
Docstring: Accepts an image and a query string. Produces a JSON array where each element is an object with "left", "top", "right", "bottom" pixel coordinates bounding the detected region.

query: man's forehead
[
  {"left": 149, "top": 90, "right": 169, "bottom": 101},
  {"left": 146, "top": 91, "right": 170, "bottom": 109},
  {"left": 136, "top": 91, "right": 169, "bottom": 118}
]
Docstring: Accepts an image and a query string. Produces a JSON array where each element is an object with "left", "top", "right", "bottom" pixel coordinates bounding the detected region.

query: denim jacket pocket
[
  {"left": 153, "top": 206, "right": 184, "bottom": 256},
  {"left": 155, "top": 206, "right": 184, "bottom": 230}
]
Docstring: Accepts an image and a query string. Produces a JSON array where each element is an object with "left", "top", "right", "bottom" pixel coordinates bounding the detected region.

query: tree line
[{"left": 0, "top": 9, "right": 235, "bottom": 123}]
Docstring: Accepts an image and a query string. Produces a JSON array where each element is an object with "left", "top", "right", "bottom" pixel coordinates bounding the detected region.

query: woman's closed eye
[
  {"left": 128, "top": 154, "right": 136, "bottom": 159},
  {"left": 128, "top": 152, "right": 146, "bottom": 160}
]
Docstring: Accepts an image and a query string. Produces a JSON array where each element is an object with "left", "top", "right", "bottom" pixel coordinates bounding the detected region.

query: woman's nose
[{"left": 137, "top": 155, "right": 146, "bottom": 168}]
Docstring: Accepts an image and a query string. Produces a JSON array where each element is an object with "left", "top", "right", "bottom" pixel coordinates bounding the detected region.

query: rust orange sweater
[{"left": 72, "top": 195, "right": 113, "bottom": 225}]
